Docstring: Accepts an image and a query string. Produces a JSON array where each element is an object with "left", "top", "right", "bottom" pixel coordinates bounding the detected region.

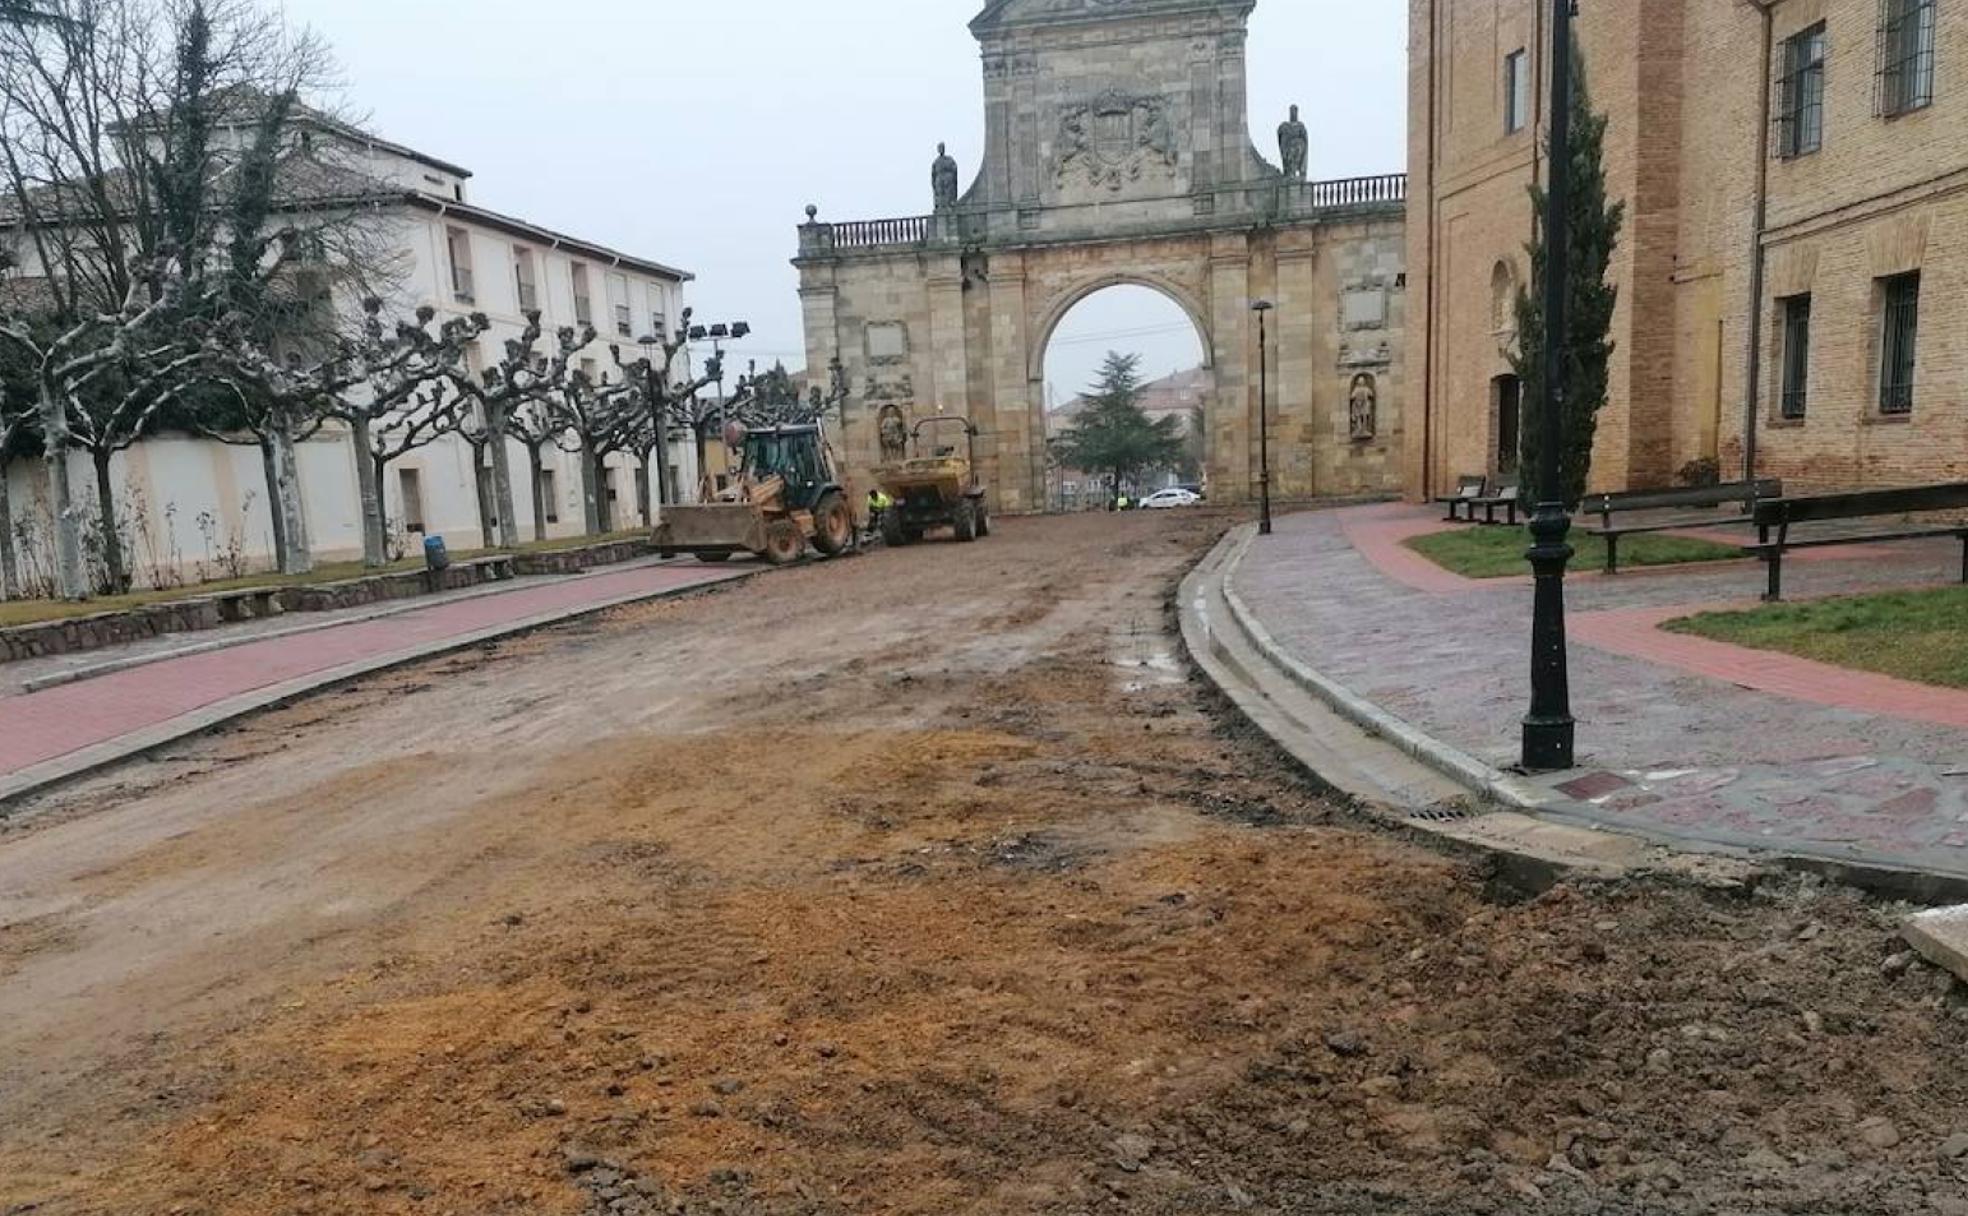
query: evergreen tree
[
  {"left": 1510, "top": 39, "right": 1625, "bottom": 508},
  {"left": 1050, "top": 352, "right": 1184, "bottom": 508}
]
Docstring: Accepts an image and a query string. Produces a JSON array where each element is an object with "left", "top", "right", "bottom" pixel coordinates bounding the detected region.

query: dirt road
[{"left": 1, "top": 511, "right": 1964, "bottom": 1216}]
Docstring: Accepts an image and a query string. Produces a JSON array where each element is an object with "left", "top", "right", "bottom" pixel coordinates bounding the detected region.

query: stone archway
[{"left": 795, "top": 0, "right": 1408, "bottom": 511}]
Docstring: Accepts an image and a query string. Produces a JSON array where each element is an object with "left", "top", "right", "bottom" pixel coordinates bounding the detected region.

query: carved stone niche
[
  {"left": 865, "top": 321, "right": 910, "bottom": 366},
  {"left": 1338, "top": 340, "right": 1392, "bottom": 369},
  {"left": 1347, "top": 372, "right": 1378, "bottom": 443}
]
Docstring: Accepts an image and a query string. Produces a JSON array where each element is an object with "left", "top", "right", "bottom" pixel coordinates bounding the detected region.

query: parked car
[{"left": 1140, "top": 487, "right": 1202, "bottom": 510}]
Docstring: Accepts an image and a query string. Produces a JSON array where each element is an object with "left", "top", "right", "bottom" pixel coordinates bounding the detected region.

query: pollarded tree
[
  {"left": 506, "top": 322, "right": 594, "bottom": 542},
  {"left": 1511, "top": 39, "right": 1625, "bottom": 508},
  {"left": 547, "top": 362, "right": 643, "bottom": 535},
  {"left": 611, "top": 307, "right": 720, "bottom": 513},
  {"left": 322, "top": 298, "right": 485, "bottom": 565},
  {"left": 1049, "top": 351, "right": 1184, "bottom": 509},
  {"left": 0, "top": 354, "right": 40, "bottom": 598}
]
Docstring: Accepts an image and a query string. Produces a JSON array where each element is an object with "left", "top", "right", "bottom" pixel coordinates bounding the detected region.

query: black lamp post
[
  {"left": 1523, "top": 0, "right": 1577, "bottom": 772},
  {"left": 1252, "top": 299, "right": 1275, "bottom": 536},
  {"left": 687, "top": 320, "right": 749, "bottom": 481}
]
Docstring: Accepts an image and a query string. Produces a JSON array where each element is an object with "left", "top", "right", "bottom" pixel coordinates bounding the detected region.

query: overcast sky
[{"left": 276, "top": 0, "right": 1407, "bottom": 403}]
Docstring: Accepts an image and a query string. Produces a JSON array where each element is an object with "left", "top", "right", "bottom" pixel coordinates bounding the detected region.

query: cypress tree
[{"left": 1511, "top": 40, "right": 1625, "bottom": 508}]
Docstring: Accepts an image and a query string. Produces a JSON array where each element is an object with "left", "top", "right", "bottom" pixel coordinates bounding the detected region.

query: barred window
[
  {"left": 1778, "top": 23, "right": 1828, "bottom": 158},
  {"left": 1877, "top": 0, "right": 1937, "bottom": 116},
  {"left": 1878, "top": 272, "right": 1920, "bottom": 415},
  {"left": 1778, "top": 294, "right": 1812, "bottom": 420},
  {"left": 1504, "top": 49, "right": 1530, "bottom": 134}
]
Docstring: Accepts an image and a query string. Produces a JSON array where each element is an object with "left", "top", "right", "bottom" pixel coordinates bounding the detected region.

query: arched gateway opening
[
  {"left": 795, "top": 0, "right": 1407, "bottom": 512},
  {"left": 1041, "top": 283, "right": 1210, "bottom": 510}
]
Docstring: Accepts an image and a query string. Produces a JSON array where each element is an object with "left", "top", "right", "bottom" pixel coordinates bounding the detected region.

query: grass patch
[
  {"left": 1404, "top": 525, "right": 1742, "bottom": 579},
  {"left": 1665, "top": 586, "right": 1968, "bottom": 689},
  {"left": 0, "top": 529, "right": 651, "bottom": 628}
]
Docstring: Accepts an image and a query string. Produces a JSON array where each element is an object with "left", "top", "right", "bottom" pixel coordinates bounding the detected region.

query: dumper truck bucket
[{"left": 654, "top": 505, "right": 767, "bottom": 556}]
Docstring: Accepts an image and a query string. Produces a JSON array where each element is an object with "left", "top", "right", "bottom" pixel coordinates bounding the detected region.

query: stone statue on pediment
[
  {"left": 932, "top": 143, "right": 960, "bottom": 210},
  {"left": 1279, "top": 105, "right": 1309, "bottom": 180}
]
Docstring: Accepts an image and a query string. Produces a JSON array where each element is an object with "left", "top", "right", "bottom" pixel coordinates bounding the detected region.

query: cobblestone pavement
[
  {"left": 0, "top": 559, "right": 743, "bottom": 782},
  {"left": 1232, "top": 502, "right": 1968, "bottom": 876}
]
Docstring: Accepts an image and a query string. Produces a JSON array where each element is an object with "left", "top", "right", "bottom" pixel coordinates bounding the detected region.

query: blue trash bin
[{"left": 423, "top": 534, "right": 450, "bottom": 572}]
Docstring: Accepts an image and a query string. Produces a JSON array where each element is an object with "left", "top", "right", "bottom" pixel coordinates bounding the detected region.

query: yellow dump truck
[{"left": 873, "top": 416, "right": 990, "bottom": 546}]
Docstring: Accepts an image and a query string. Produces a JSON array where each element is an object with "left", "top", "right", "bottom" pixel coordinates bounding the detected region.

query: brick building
[{"left": 1406, "top": 0, "right": 1963, "bottom": 500}]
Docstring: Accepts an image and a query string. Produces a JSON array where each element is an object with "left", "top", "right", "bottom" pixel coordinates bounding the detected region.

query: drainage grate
[{"left": 1405, "top": 801, "right": 1483, "bottom": 826}]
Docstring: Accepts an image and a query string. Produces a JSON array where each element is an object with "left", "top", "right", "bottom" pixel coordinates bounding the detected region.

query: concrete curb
[
  {"left": 1215, "top": 525, "right": 1562, "bottom": 813},
  {"left": 0, "top": 567, "right": 758, "bottom": 814},
  {"left": 1211, "top": 521, "right": 1968, "bottom": 903}
]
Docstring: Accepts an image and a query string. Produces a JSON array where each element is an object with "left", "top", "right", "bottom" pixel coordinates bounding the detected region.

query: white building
[{"left": 2, "top": 107, "right": 696, "bottom": 590}]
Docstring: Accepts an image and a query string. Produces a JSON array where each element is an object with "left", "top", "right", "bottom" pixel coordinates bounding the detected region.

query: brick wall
[{"left": 1409, "top": 0, "right": 1968, "bottom": 501}]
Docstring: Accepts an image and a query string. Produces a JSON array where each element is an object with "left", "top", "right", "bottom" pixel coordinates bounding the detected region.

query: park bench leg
[
  {"left": 1508, "top": 503, "right": 1519, "bottom": 527},
  {"left": 1960, "top": 534, "right": 1967, "bottom": 586},
  {"left": 1763, "top": 551, "right": 1783, "bottom": 603},
  {"left": 1604, "top": 534, "right": 1619, "bottom": 575}
]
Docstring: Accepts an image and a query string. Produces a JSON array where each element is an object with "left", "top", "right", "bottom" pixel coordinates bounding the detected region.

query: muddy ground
[{"left": 0, "top": 510, "right": 1964, "bottom": 1216}]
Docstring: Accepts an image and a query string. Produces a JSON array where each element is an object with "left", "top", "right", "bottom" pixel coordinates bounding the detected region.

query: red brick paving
[{"left": 0, "top": 562, "right": 740, "bottom": 777}]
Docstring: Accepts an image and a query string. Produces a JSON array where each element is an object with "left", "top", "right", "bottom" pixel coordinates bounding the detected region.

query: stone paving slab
[
  {"left": 1232, "top": 503, "right": 1968, "bottom": 878},
  {"left": 0, "top": 561, "right": 745, "bottom": 800}
]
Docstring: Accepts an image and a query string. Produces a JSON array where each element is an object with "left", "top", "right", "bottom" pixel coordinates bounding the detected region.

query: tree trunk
[
  {"left": 0, "top": 462, "right": 18, "bottom": 600},
  {"left": 692, "top": 424, "right": 709, "bottom": 497},
  {"left": 258, "top": 436, "right": 289, "bottom": 574},
  {"left": 470, "top": 444, "right": 496, "bottom": 549},
  {"left": 578, "top": 449, "right": 601, "bottom": 535},
  {"left": 527, "top": 445, "right": 549, "bottom": 543},
  {"left": 486, "top": 401, "right": 518, "bottom": 549},
  {"left": 37, "top": 383, "right": 87, "bottom": 600},
  {"left": 273, "top": 424, "right": 313, "bottom": 575},
  {"left": 650, "top": 405, "right": 672, "bottom": 511},
  {"left": 349, "top": 414, "right": 386, "bottom": 568},
  {"left": 372, "top": 454, "right": 392, "bottom": 558},
  {"left": 90, "top": 446, "right": 128, "bottom": 592}
]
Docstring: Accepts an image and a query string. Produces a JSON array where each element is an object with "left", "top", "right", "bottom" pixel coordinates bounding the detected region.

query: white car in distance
[{"left": 1140, "top": 488, "right": 1202, "bottom": 510}]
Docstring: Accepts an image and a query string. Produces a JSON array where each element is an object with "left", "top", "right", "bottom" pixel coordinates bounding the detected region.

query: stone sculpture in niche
[
  {"left": 877, "top": 404, "right": 909, "bottom": 462},
  {"left": 1348, "top": 373, "right": 1378, "bottom": 442}
]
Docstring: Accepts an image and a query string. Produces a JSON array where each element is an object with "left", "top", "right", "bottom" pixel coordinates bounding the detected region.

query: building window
[
  {"left": 540, "top": 469, "right": 559, "bottom": 524},
  {"left": 1778, "top": 23, "right": 1828, "bottom": 158},
  {"left": 571, "top": 262, "right": 593, "bottom": 326},
  {"left": 635, "top": 465, "right": 650, "bottom": 519},
  {"left": 1778, "top": 294, "right": 1812, "bottom": 420},
  {"left": 1504, "top": 49, "right": 1530, "bottom": 134},
  {"left": 513, "top": 245, "right": 538, "bottom": 314},
  {"left": 1878, "top": 0, "right": 1937, "bottom": 117},
  {"left": 607, "top": 272, "right": 632, "bottom": 337},
  {"left": 446, "top": 228, "right": 474, "bottom": 304},
  {"left": 648, "top": 284, "right": 668, "bottom": 341},
  {"left": 1878, "top": 272, "right": 1920, "bottom": 415},
  {"left": 398, "top": 467, "right": 426, "bottom": 534}
]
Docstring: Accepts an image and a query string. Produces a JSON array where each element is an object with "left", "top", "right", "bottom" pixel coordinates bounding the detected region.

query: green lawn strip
[
  {"left": 1664, "top": 586, "right": 1968, "bottom": 690},
  {"left": 0, "top": 529, "right": 652, "bottom": 628},
  {"left": 1404, "top": 525, "right": 1742, "bottom": 580}
]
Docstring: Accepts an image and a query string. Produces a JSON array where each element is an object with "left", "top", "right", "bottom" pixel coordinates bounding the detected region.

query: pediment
[{"left": 971, "top": 0, "right": 1251, "bottom": 35}]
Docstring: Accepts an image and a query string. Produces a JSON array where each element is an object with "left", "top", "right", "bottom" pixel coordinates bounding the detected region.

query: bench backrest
[
  {"left": 1582, "top": 478, "right": 1782, "bottom": 518},
  {"left": 1455, "top": 474, "right": 1485, "bottom": 498},
  {"left": 1754, "top": 481, "right": 1968, "bottom": 527}
]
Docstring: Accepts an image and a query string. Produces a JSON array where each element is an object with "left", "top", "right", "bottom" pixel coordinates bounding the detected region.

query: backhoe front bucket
[{"left": 654, "top": 505, "right": 768, "bottom": 557}]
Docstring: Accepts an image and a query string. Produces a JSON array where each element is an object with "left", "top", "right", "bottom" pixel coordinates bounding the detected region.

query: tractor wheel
[
  {"left": 952, "top": 500, "right": 978, "bottom": 543},
  {"left": 697, "top": 552, "right": 733, "bottom": 563},
  {"left": 973, "top": 500, "right": 991, "bottom": 538},
  {"left": 811, "top": 492, "right": 853, "bottom": 556},
  {"left": 881, "top": 510, "right": 907, "bottom": 547},
  {"left": 762, "top": 520, "right": 805, "bottom": 565}
]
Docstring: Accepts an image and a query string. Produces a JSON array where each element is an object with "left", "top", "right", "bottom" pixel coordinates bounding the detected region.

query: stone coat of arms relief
[{"left": 1053, "top": 90, "right": 1178, "bottom": 192}]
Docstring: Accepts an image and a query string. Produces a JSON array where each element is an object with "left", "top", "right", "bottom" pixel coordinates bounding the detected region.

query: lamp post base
[
  {"left": 1521, "top": 503, "right": 1576, "bottom": 772},
  {"left": 1521, "top": 717, "right": 1575, "bottom": 773}
]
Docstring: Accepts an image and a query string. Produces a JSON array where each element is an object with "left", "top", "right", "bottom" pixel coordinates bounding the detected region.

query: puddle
[{"left": 1111, "top": 632, "right": 1184, "bottom": 694}]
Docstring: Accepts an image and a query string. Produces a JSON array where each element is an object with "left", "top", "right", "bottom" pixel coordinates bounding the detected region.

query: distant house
[
  {"left": 1048, "top": 367, "right": 1209, "bottom": 508},
  {"left": 1, "top": 98, "right": 697, "bottom": 583}
]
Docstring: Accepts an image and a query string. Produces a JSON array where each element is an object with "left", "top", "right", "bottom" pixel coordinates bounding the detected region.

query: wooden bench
[
  {"left": 1471, "top": 477, "right": 1521, "bottom": 527},
  {"left": 1435, "top": 475, "right": 1487, "bottom": 523},
  {"left": 1578, "top": 479, "right": 1782, "bottom": 575},
  {"left": 1747, "top": 482, "right": 1968, "bottom": 602}
]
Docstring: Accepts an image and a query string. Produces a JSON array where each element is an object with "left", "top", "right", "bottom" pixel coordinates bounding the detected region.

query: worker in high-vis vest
[{"left": 867, "top": 488, "right": 893, "bottom": 537}]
